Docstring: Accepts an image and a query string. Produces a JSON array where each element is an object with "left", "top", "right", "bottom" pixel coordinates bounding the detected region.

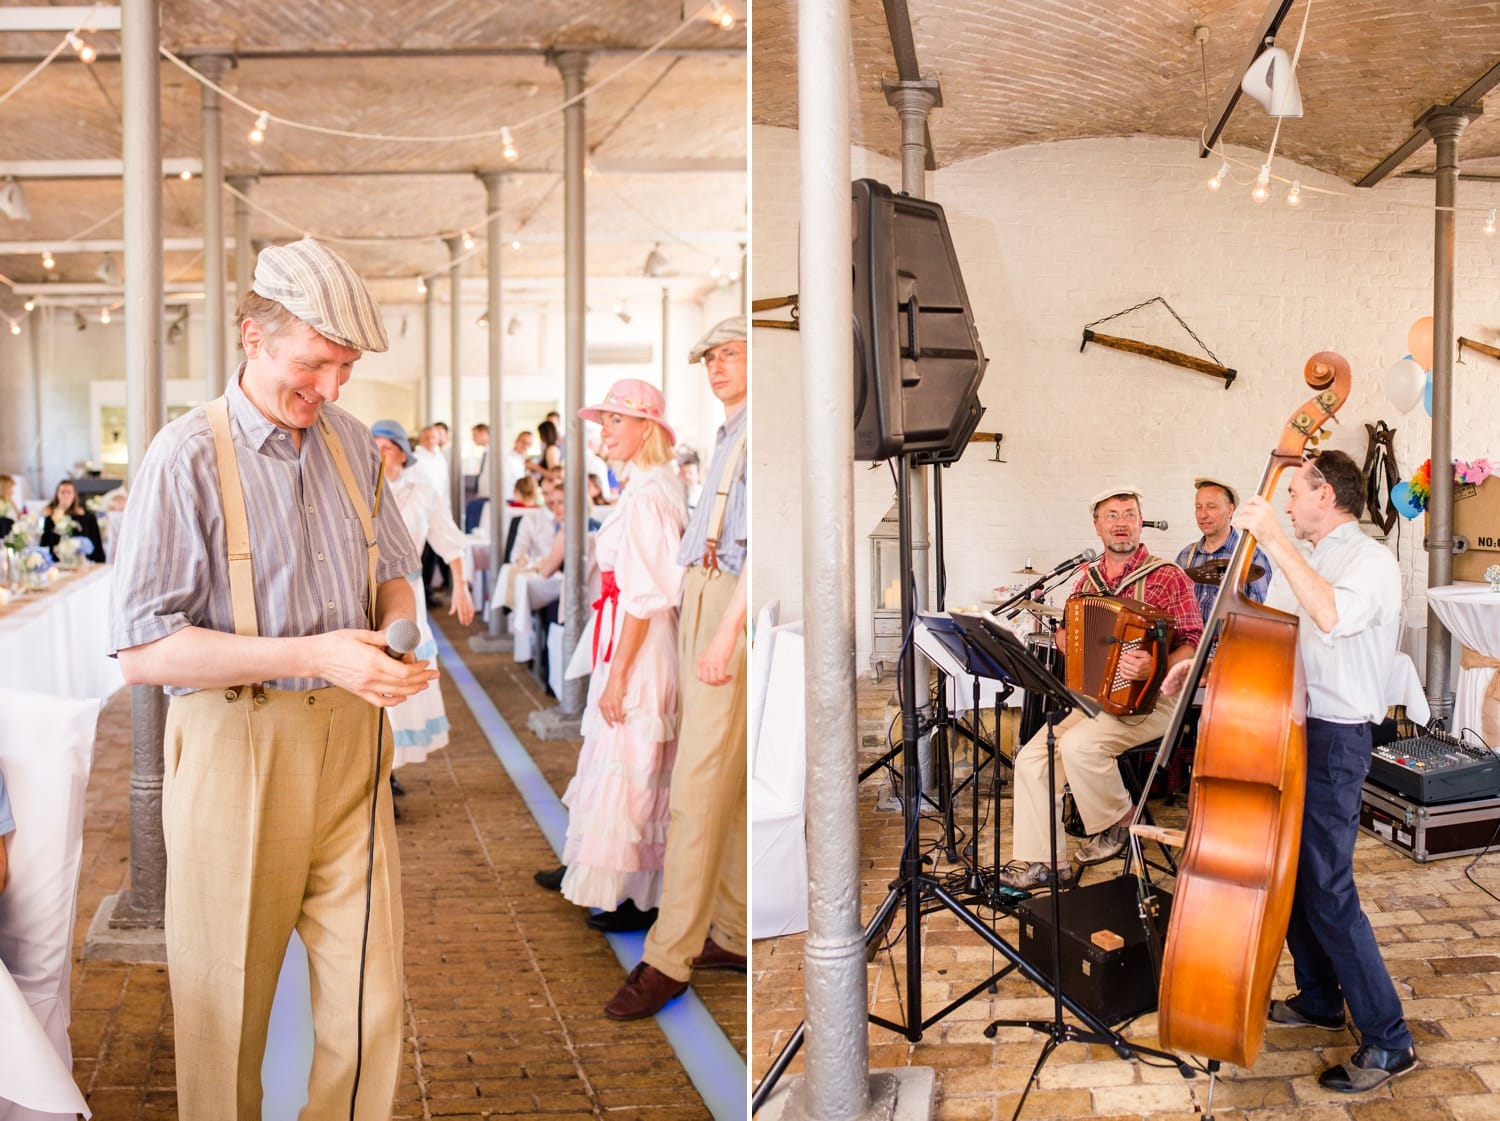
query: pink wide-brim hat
[{"left": 577, "top": 378, "right": 677, "bottom": 448}]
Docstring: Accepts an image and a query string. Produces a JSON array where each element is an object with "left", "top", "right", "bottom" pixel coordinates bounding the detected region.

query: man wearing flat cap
[
  {"left": 110, "top": 237, "right": 433, "bottom": 1120},
  {"left": 1176, "top": 476, "right": 1273, "bottom": 623},
  {"left": 606, "top": 316, "right": 750, "bottom": 1019},
  {"left": 996, "top": 487, "right": 1203, "bottom": 891}
]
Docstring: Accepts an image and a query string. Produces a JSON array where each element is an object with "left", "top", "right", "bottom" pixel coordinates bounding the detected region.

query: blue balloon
[
  {"left": 1391, "top": 480, "right": 1422, "bottom": 519},
  {"left": 1423, "top": 371, "right": 1433, "bottom": 416}
]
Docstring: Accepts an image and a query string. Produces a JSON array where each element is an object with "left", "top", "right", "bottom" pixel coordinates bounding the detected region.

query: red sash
[{"left": 592, "top": 570, "right": 620, "bottom": 666}]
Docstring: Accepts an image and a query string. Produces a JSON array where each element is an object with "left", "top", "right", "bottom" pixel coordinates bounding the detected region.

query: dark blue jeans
[{"left": 1284, "top": 718, "right": 1412, "bottom": 1050}]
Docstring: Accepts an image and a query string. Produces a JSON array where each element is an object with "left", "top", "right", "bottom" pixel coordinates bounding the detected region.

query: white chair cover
[
  {"left": 747, "top": 601, "right": 780, "bottom": 771},
  {"left": 0, "top": 686, "right": 100, "bottom": 1120},
  {"left": 750, "top": 621, "right": 809, "bottom": 939}
]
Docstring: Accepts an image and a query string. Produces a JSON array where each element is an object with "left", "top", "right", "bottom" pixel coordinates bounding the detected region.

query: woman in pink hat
[{"left": 542, "top": 378, "right": 688, "bottom": 932}]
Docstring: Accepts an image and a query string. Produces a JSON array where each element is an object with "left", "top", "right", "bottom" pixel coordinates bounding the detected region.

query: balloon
[
  {"left": 1383, "top": 355, "right": 1426, "bottom": 414},
  {"left": 1424, "top": 371, "right": 1433, "bottom": 417},
  {"left": 1408, "top": 316, "right": 1435, "bottom": 370},
  {"left": 1390, "top": 481, "right": 1422, "bottom": 519}
]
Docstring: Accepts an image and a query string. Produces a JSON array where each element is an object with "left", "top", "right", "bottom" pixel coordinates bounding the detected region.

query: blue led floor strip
[{"left": 433, "top": 627, "right": 748, "bottom": 1121}]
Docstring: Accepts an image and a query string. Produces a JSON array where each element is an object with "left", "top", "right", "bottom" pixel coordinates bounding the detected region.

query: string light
[
  {"left": 501, "top": 127, "right": 518, "bottom": 162},
  {"left": 1251, "top": 164, "right": 1271, "bottom": 204},
  {"left": 1486, "top": 209, "right": 1497, "bottom": 236},
  {"left": 1207, "top": 160, "right": 1229, "bottom": 191},
  {"left": 248, "top": 111, "right": 269, "bottom": 145},
  {"left": 510, "top": 238, "right": 521, "bottom": 251},
  {"left": 709, "top": 260, "right": 723, "bottom": 279},
  {"left": 462, "top": 230, "right": 475, "bottom": 251},
  {"left": 707, "top": 0, "right": 736, "bottom": 29},
  {"left": 7, "top": 319, "right": 19, "bottom": 336},
  {"left": 99, "top": 307, "right": 111, "bottom": 325},
  {"left": 179, "top": 168, "right": 193, "bottom": 180},
  {"left": 416, "top": 277, "right": 427, "bottom": 294},
  {"left": 23, "top": 298, "right": 35, "bottom": 312},
  {"left": 1287, "top": 180, "right": 1302, "bottom": 206},
  {"left": 65, "top": 31, "right": 96, "bottom": 64},
  {"left": 41, "top": 250, "right": 54, "bottom": 269}
]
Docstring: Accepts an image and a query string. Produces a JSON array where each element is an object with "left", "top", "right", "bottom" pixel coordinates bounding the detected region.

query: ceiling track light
[
  {"left": 1251, "top": 164, "right": 1272, "bottom": 204},
  {"left": 65, "top": 31, "right": 96, "bottom": 63},
  {"left": 1486, "top": 209, "right": 1497, "bottom": 236},
  {"left": 505, "top": 315, "right": 521, "bottom": 335},
  {"left": 248, "top": 110, "right": 270, "bottom": 145},
  {"left": 0, "top": 177, "right": 30, "bottom": 221},
  {"left": 1207, "top": 160, "right": 1229, "bottom": 191},
  {"left": 643, "top": 243, "right": 668, "bottom": 277},
  {"left": 1286, "top": 180, "right": 1302, "bottom": 206},
  {"left": 501, "top": 127, "right": 518, "bottom": 162}
]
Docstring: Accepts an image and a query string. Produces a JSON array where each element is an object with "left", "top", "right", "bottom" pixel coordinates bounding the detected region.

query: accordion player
[{"left": 1064, "top": 594, "right": 1177, "bottom": 716}]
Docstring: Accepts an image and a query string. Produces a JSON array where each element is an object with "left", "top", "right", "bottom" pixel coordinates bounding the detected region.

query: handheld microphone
[
  {"left": 1142, "top": 519, "right": 1168, "bottom": 530},
  {"left": 1049, "top": 547, "right": 1099, "bottom": 575},
  {"left": 384, "top": 618, "right": 421, "bottom": 660}
]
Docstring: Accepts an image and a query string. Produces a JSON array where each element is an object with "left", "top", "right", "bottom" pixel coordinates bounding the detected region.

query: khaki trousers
[
  {"left": 643, "top": 565, "right": 748, "bottom": 982},
  {"left": 163, "top": 686, "right": 404, "bottom": 1121},
  {"left": 1011, "top": 702, "right": 1175, "bottom": 864}
]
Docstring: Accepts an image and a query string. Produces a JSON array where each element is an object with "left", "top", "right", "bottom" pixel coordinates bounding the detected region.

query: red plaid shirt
[{"left": 1070, "top": 545, "right": 1203, "bottom": 653}]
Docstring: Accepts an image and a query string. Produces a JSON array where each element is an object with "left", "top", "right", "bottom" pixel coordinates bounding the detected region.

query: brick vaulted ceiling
[
  {"left": 752, "top": 0, "right": 1500, "bottom": 182},
  {"left": 0, "top": 0, "right": 746, "bottom": 309}
]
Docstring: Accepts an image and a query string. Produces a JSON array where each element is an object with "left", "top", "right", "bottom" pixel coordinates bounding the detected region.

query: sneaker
[
  {"left": 994, "top": 861, "right": 1075, "bottom": 891},
  {"left": 1317, "top": 1044, "right": 1417, "bottom": 1093},
  {"left": 1075, "top": 821, "right": 1129, "bottom": 866},
  {"left": 1268, "top": 995, "right": 1346, "bottom": 1031}
]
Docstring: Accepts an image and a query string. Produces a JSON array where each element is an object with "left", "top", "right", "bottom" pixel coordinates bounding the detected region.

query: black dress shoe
[
  {"left": 1268, "top": 995, "right": 1346, "bottom": 1031},
  {"left": 533, "top": 865, "right": 566, "bottom": 892},
  {"left": 586, "top": 901, "right": 659, "bottom": 933},
  {"left": 1317, "top": 1044, "right": 1417, "bottom": 1092}
]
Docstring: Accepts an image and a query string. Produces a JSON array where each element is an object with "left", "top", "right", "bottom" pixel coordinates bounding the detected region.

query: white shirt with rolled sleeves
[{"left": 1262, "top": 520, "right": 1401, "bottom": 725}]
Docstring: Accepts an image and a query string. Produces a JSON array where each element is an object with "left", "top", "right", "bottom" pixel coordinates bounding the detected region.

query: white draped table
[
  {"left": 1428, "top": 582, "right": 1500, "bottom": 747},
  {"left": 0, "top": 567, "right": 123, "bottom": 700}
]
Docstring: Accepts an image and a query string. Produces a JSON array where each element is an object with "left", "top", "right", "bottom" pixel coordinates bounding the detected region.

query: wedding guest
[
  {"left": 536, "top": 379, "right": 687, "bottom": 936},
  {"left": 0, "top": 770, "right": 12, "bottom": 896},
  {"left": 0, "top": 474, "right": 16, "bottom": 539},
  {"left": 40, "top": 479, "right": 105, "bottom": 563}
]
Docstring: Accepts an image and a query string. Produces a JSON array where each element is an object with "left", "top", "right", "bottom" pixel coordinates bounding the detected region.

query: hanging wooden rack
[{"left": 1080, "top": 297, "right": 1236, "bottom": 388}]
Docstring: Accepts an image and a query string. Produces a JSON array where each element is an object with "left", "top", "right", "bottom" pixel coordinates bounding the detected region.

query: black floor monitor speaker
[{"left": 852, "top": 178, "right": 987, "bottom": 464}]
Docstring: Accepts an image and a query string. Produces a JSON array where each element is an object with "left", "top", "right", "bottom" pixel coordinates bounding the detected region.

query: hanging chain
[{"left": 1083, "top": 296, "right": 1226, "bottom": 368}]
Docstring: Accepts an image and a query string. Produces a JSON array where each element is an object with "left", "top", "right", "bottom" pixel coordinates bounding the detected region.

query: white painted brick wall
[{"left": 752, "top": 125, "right": 1500, "bottom": 671}]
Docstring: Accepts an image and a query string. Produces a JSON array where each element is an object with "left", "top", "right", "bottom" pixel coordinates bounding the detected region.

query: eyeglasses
[{"left": 1096, "top": 510, "right": 1141, "bottom": 524}]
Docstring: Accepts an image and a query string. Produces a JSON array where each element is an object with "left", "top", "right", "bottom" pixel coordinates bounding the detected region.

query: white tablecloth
[
  {"left": 1428, "top": 582, "right": 1500, "bottom": 745},
  {"left": 0, "top": 567, "right": 123, "bottom": 700}
]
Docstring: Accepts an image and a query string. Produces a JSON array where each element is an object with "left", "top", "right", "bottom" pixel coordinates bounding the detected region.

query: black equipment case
[
  {"left": 1360, "top": 781, "right": 1500, "bottom": 862},
  {"left": 1015, "top": 875, "right": 1171, "bottom": 1024}
]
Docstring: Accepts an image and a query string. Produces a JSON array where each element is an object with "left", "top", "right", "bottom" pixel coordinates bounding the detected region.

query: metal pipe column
[
  {"left": 660, "top": 285, "right": 670, "bottom": 387},
  {"left": 189, "top": 52, "right": 232, "bottom": 396},
  {"left": 227, "top": 174, "right": 254, "bottom": 308},
  {"left": 447, "top": 236, "right": 464, "bottom": 522},
  {"left": 794, "top": 0, "right": 870, "bottom": 1114},
  {"left": 481, "top": 171, "right": 507, "bottom": 639},
  {"left": 423, "top": 278, "right": 436, "bottom": 427},
  {"left": 554, "top": 49, "right": 590, "bottom": 717},
  {"left": 1418, "top": 105, "right": 1478, "bottom": 720},
  {"left": 119, "top": 0, "right": 167, "bottom": 928}
]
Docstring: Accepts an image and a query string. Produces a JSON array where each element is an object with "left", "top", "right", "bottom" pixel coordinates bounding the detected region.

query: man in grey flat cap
[
  {"left": 110, "top": 237, "right": 433, "bottom": 1120},
  {"left": 606, "top": 315, "right": 750, "bottom": 1019}
]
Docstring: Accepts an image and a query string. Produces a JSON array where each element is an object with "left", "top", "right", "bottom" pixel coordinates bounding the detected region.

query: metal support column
[
  {"left": 423, "top": 279, "right": 437, "bottom": 427},
  {"left": 96, "top": 0, "right": 168, "bottom": 952},
  {"left": 481, "top": 171, "right": 508, "bottom": 642},
  {"left": 1418, "top": 105, "right": 1479, "bottom": 721},
  {"left": 189, "top": 51, "right": 233, "bottom": 396},
  {"left": 227, "top": 174, "right": 255, "bottom": 313},
  {"left": 447, "top": 236, "right": 464, "bottom": 523}
]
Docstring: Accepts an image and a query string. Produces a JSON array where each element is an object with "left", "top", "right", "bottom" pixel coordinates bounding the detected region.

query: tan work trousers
[
  {"left": 163, "top": 686, "right": 404, "bottom": 1121},
  {"left": 1011, "top": 702, "right": 1175, "bottom": 865},
  {"left": 643, "top": 565, "right": 748, "bottom": 982}
]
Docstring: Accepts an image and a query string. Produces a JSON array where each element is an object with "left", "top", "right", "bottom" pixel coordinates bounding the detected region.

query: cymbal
[
  {"left": 981, "top": 600, "right": 1065, "bottom": 618},
  {"left": 1185, "top": 558, "right": 1267, "bottom": 586},
  {"left": 1013, "top": 565, "right": 1042, "bottom": 576}
]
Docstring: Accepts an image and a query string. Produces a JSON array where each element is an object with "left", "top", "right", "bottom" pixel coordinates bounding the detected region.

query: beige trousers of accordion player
[
  {"left": 163, "top": 685, "right": 404, "bottom": 1121},
  {"left": 1011, "top": 702, "right": 1175, "bottom": 865}
]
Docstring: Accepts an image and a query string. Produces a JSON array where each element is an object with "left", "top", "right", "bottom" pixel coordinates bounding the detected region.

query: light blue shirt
[
  {"left": 0, "top": 770, "right": 13, "bottom": 836},
  {"left": 677, "top": 405, "right": 746, "bottom": 576}
]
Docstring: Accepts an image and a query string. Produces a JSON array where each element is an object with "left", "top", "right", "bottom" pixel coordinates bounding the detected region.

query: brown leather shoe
[
  {"left": 690, "top": 937, "right": 747, "bottom": 973},
  {"left": 603, "top": 962, "right": 688, "bottom": 1020}
]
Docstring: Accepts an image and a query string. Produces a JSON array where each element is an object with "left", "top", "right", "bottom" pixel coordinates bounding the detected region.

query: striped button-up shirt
[
  {"left": 109, "top": 367, "right": 420, "bottom": 694},
  {"left": 676, "top": 404, "right": 747, "bottom": 576},
  {"left": 1175, "top": 529, "right": 1273, "bottom": 623},
  {"left": 1071, "top": 545, "right": 1204, "bottom": 654}
]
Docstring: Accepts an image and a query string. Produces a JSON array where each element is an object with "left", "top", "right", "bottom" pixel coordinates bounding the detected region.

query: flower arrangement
[
  {"left": 53, "top": 535, "right": 94, "bottom": 563},
  {"left": 51, "top": 513, "right": 80, "bottom": 539},
  {"left": 4, "top": 512, "right": 41, "bottom": 552},
  {"left": 19, "top": 544, "right": 52, "bottom": 573},
  {"left": 1392, "top": 458, "right": 1494, "bottom": 519},
  {"left": 85, "top": 494, "right": 107, "bottom": 515}
]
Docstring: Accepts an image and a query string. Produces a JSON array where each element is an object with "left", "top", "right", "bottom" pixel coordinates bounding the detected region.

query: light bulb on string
[
  {"left": 100, "top": 307, "right": 111, "bottom": 325},
  {"left": 1251, "top": 164, "right": 1271, "bottom": 204},
  {"left": 510, "top": 239, "right": 521, "bottom": 251},
  {"left": 41, "top": 250, "right": 54, "bottom": 270},
  {"left": 65, "top": 31, "right": 96, "bottom": 63},
  {"left": 180, "top": 169, "right": 193, "bottom": 180},
  {"left": 709, "top": 260, "right": 723, "bottom": 279},
  {"left": 462, "top": 230, "right": 475, "bottom": 251},
  {"left": 1287, "top": 181, "right": 1302, "bottom": 206},
  {"left": 501, "top": 127, "right": 518, "bottom": 162},
  {"left": 1486, "top": 209, "right": 1497, "bottom": 236},
  {"left": 23, "top": 298, "right": 35, "bottom": 312},
  {"left": 248, "top": 111, "right": 269, "bottom": 145},
  {"left": 708, "top": 0, "right": 736, "bottom": 29},
  {"left": 8, "top": 320, "right": 19, "bottom": 336},
  {"left": 416, "top": 277, "right": 427, "bottom": 295},
  {"left": 1207, "top": 160, "right": 1228, "bottom": 191}
]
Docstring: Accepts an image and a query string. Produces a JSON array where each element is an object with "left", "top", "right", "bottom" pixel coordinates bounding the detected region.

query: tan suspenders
[
  {"left": 206, "top": 398, "right": 382, "bottom": 640},
  {"left": 702, "top": 426, "right": 746, "bottom": 572}
]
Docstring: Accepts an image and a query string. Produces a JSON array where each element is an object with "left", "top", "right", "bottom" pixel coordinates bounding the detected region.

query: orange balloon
[{"left": 1408, "top": 316, "right": 1435, "bottom": 370}]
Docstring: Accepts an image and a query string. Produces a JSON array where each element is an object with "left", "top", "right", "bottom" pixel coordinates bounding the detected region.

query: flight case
[{"left": 1359, "top": 781, "right": 1500, "bottom": 862}]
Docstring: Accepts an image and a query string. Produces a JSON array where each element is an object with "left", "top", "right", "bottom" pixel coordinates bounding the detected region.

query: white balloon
[{"left": 1384, "top": 356, "right": 1426, "bottom": 414}]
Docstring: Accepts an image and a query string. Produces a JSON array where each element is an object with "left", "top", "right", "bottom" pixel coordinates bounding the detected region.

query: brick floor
[
  {"left": 752, "top": 683, "right": 1500, "bottom": 1121},
  {"left": 66, "top": 615, "right": 747, "bottom": 1119}
]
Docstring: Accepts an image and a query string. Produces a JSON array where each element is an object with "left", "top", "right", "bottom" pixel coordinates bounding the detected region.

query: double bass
[{"left": 1151, "top": 351, "right": 1352, "bottom": 1067}]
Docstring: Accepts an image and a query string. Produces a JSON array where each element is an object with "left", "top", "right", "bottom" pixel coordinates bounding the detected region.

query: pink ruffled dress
[{"left": 560, "top": 463, "right": 688, "bottom": 911}]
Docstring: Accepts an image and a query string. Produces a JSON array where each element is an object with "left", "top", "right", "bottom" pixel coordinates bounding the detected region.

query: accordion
[{"left": 1064, "top": 595, "right": 1177, "bottom": 716}]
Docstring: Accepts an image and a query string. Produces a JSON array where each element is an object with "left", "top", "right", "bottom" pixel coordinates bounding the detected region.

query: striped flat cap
[
  {"left": 688, "top": 315, "right": 747, "bottom": 364},
  {"left": 252, "top": 237, "right": 389, "bottom": 353}
]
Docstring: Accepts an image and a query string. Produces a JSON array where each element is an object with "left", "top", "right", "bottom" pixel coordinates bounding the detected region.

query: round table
[{"left": 1428, "top": 582, "right": 1500, "bottom": 747}]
